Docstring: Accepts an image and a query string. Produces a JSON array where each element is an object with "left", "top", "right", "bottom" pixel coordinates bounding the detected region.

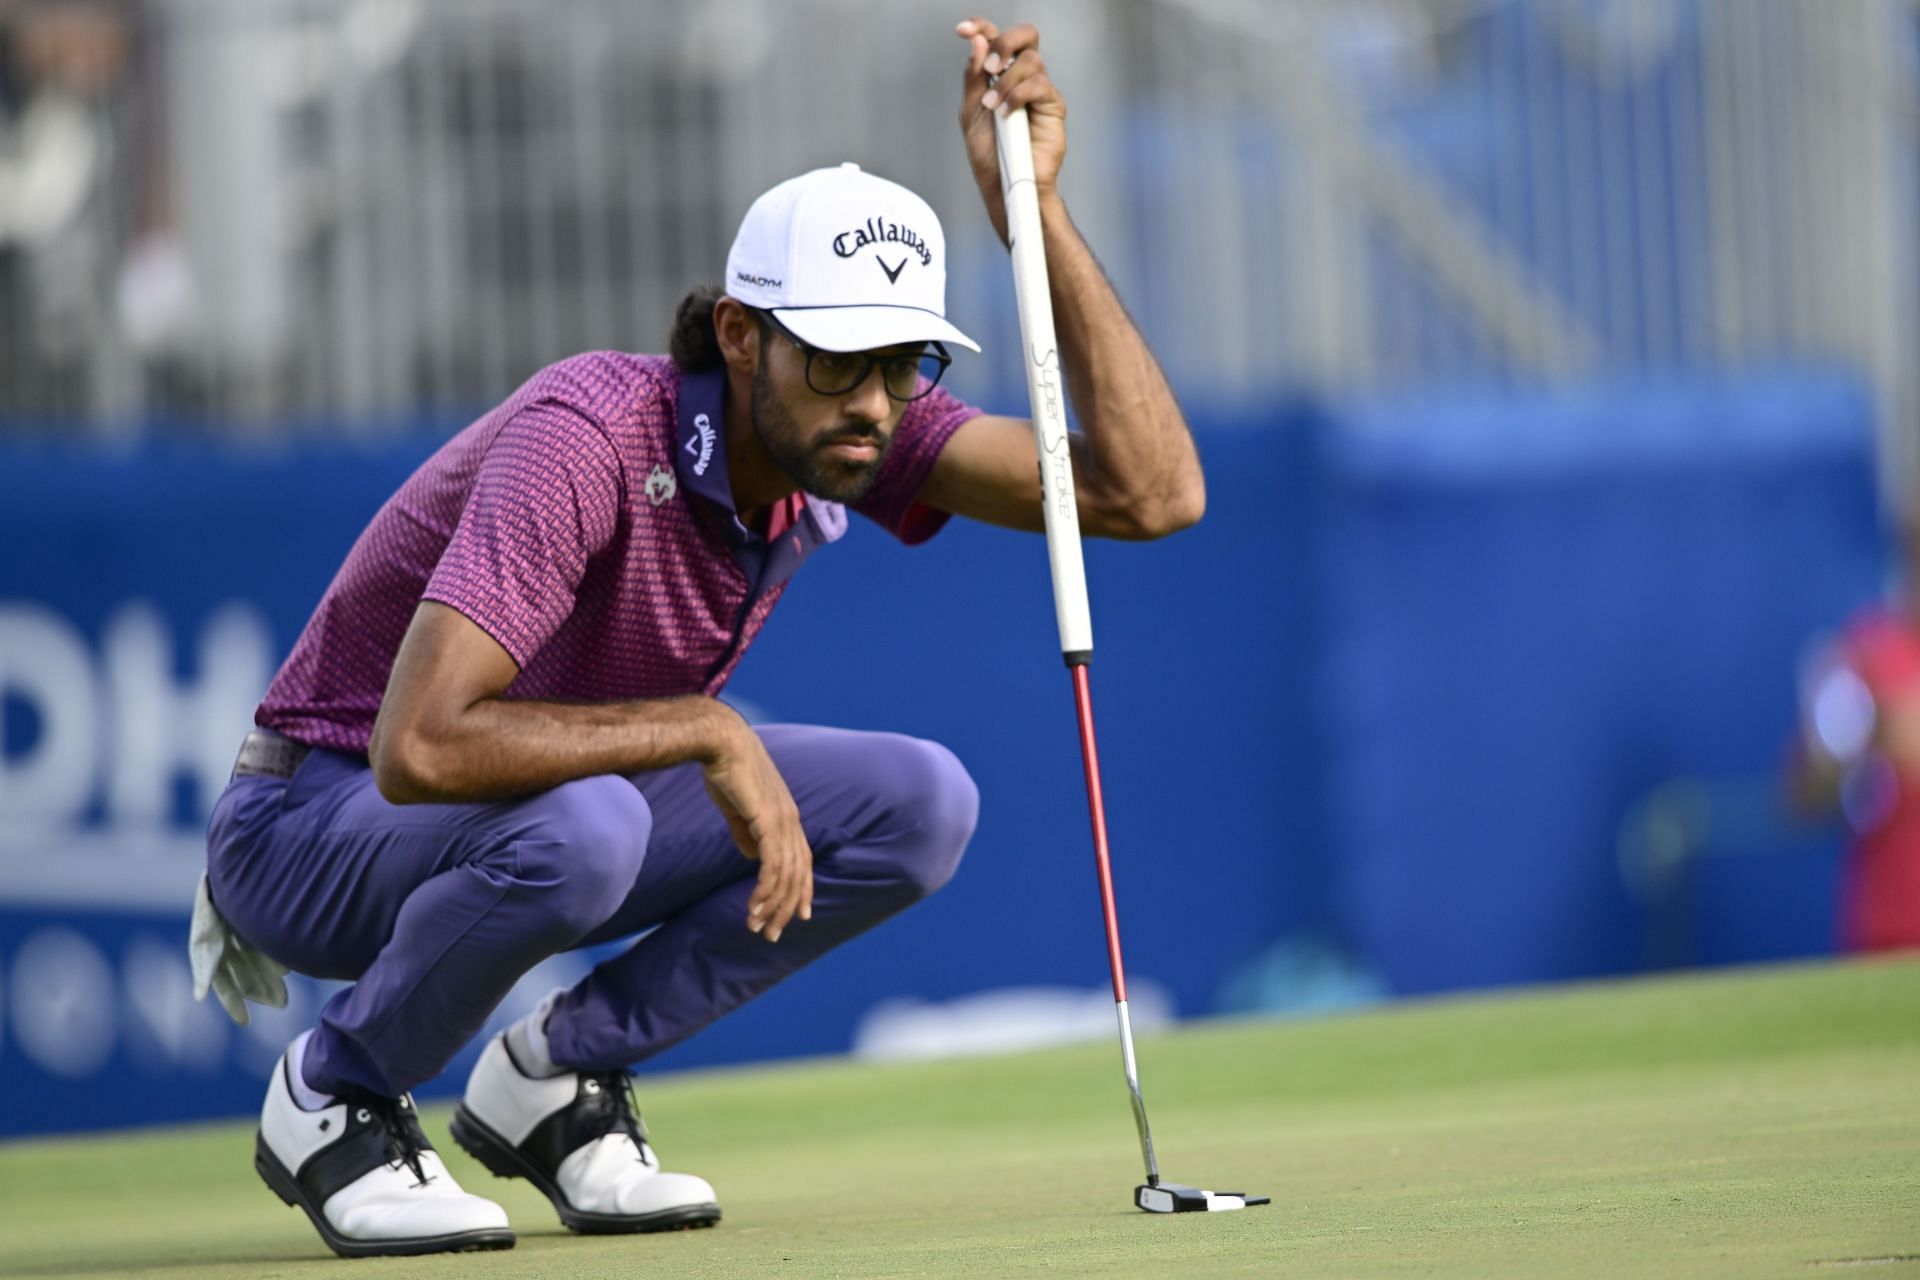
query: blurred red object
[{"left": 1793, "top": 606, "right": 1920, "bottom": 952}]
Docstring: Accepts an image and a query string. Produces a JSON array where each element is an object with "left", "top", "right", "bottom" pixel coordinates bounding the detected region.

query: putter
[{"left": 992, "top": 98, "right": 1269, "bottom": 1217}]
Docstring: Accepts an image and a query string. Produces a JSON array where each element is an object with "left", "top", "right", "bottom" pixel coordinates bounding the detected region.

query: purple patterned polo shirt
[{"left": 256, "top": 351, "right": 980, "bottom": 753}]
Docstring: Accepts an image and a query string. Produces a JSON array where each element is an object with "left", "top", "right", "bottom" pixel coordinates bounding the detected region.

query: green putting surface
[{"left": 3, "top": 958, "right": 1916, "bottom": 1278}]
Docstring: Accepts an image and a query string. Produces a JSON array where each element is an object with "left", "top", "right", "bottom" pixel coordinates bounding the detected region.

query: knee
[
  {"left": 870, "top": 736, "right": 979, "bottom": 900},
  {"left": 507, "top": 775, "right": 652, "bottom": 935}
]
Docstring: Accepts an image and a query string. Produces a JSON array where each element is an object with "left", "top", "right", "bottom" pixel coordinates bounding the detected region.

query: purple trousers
[{"left": 205, "top": 725, "right": 978, "bottom": 1098}]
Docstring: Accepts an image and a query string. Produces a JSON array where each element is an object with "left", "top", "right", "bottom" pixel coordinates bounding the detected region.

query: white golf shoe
[
  {"left": 451, "top": 1032, "right": 722, "bottom": 1233},
  {"left": 254, "top": 1046, "right": 515, "bottom": 1258}
]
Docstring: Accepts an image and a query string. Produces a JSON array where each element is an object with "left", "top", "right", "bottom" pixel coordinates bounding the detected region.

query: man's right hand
[{"left": 701, "top": 717, "right": 815, "bottom": 942}]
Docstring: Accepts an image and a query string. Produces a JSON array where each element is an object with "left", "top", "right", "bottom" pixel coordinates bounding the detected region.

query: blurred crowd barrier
[
  {"left": 1, "top": 0, "right": 1916, "bottom": 497},
  {"left": 0, "top": 376, "right": 1878, "bottom": 1136}
]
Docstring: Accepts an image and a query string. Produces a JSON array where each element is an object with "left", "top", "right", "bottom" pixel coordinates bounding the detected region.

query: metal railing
[{"left": 1, "top": 0, "right": 1914, "bottom": 502}]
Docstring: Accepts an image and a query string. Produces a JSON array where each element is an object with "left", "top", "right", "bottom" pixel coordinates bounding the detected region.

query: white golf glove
[{"left": 189, "top": 872, "right": 289, "bottom": 1025}]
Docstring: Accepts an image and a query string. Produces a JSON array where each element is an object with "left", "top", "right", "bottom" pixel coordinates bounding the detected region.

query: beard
[{"left": 751, "top": 362, "right": 891, "bottom": 504}]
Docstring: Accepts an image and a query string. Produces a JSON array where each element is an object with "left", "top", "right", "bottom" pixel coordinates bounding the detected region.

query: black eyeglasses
[{"left": 757, "top": 311, "right": 953, "bottom": 402}]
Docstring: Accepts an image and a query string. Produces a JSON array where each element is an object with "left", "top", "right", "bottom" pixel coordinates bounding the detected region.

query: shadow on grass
[
  {"left": 14, "top": 1249, "right": 326, "bottom": 1279},
  {"left": 14, "top": 1218, "right": 687, "bottom": 1280}
]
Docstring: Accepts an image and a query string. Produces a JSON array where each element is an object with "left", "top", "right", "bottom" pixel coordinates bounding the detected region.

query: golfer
[{"left": 193, "top": 17, "right": 1203, "bottom": 1257}]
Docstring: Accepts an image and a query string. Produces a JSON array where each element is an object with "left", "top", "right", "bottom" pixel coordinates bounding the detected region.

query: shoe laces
[
  {"left": 356, "top": 1093, "right": 435, "bottom": 1188},
  {"left": 581, "top": 1069, "right": 651, "bottom": 1157}
]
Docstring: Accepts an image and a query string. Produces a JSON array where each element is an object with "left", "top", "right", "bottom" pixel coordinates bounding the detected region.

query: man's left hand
[{"left": 956, "top": 18, "right": 1066, "bottom": 246}]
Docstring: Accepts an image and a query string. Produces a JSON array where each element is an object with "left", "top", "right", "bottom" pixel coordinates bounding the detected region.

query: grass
[{"left": 2, "top": 958, "right": 1916, "bottom": 1278}]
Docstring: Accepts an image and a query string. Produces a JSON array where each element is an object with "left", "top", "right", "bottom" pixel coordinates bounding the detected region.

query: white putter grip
[{"left": 995, "top": 106, "right": 1094, "bottom": 662}]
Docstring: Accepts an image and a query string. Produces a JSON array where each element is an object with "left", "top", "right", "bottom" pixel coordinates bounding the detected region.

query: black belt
[{"left": 233, "top": 730, "right": 314, "bottom": 780}]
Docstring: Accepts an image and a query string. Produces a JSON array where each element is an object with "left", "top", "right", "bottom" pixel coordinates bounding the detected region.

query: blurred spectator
[
  {"left": 1789, "top": 523, "right": 1920, "bottom": 953},
  {"left": 0, "top": 0, "right": 140, "bottom": 416}
]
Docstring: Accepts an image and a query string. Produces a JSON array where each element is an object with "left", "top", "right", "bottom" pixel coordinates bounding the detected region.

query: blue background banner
[{"left": 0, "top": 372, "right": 1881, "bottom": 1135}]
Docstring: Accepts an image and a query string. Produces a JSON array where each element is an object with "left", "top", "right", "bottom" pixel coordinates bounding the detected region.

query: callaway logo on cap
[{"left": 725, "top": 162, "right": 980, "bottom": 354}]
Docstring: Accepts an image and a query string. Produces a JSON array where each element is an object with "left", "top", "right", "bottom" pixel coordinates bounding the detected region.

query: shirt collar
[
  {"left": 674, "top": 367, "right": 735, "bottom": 511},
  {"left": 674, "top": 366, "right": 848, "bottom": 573}
]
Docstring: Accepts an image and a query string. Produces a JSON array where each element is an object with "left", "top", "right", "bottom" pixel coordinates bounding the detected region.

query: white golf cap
[{"left": 724, "top": 162, "right": 980, "bottom": 354}]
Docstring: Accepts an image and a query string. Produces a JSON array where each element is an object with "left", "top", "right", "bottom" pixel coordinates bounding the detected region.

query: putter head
[{"left": 1134, "top": 1181, "right": 1271, "bottom": 1214}]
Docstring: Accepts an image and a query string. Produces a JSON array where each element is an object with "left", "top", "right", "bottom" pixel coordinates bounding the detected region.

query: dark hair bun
[{"left": 669, "top": 286, "right": 727, "bottom": 372}]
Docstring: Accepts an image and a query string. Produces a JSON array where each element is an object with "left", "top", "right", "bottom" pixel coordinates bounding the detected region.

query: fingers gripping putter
[{"left": 993, "top": 102, "right": 1269, "bottom": 1217}]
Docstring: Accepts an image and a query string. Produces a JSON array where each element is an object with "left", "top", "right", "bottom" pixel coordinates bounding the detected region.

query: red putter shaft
[{"left": 1070, "top": 664, "right": 1129, "bottom": 1004}]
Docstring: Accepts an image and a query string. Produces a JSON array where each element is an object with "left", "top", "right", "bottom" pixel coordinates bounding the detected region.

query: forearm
[
  {"left": 1041, "top": 194, "right": 1205, "bottom": 538},
  {"left": 372, "top": 692, "right": 741, "bottom": 804}
]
